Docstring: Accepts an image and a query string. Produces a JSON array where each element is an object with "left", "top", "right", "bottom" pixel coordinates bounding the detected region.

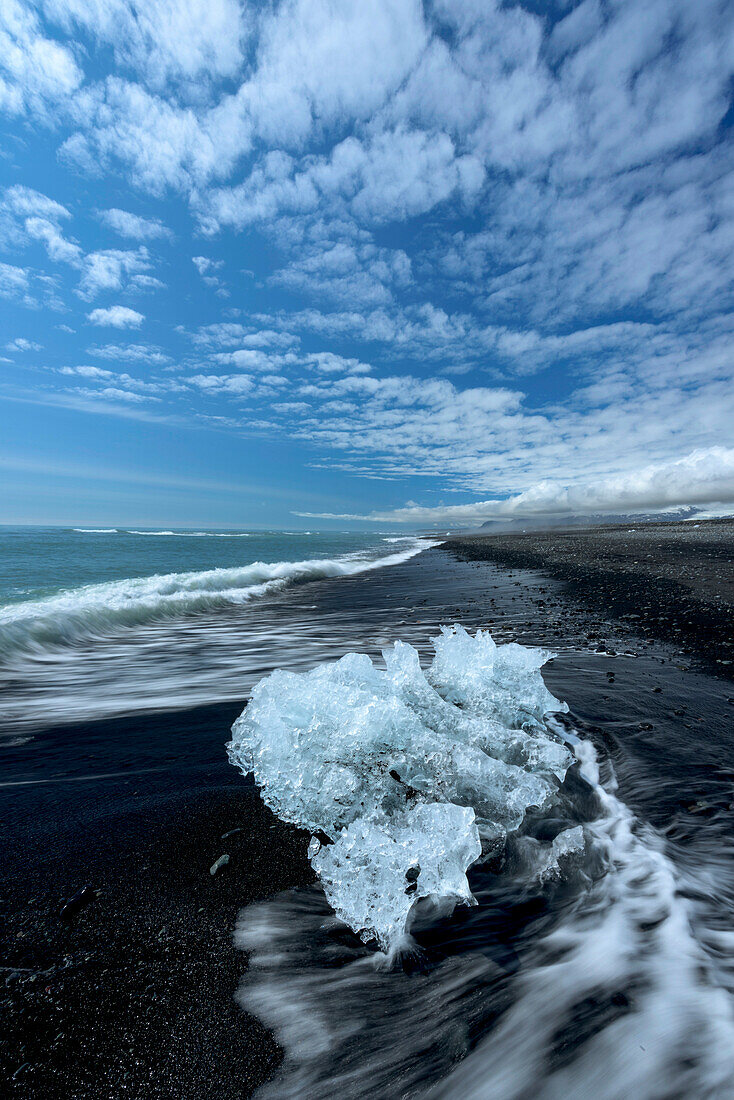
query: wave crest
[{"left": 0, "top": 540, "right": 435, "bottom": 658}]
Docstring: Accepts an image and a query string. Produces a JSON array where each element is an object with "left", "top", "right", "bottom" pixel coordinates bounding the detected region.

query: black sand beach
[
  {"left": 447, "top": 517, "right": 734, "bottom": 678},
  {"left": 2, "top": 526, "right": 734, "bottom": 1097}
]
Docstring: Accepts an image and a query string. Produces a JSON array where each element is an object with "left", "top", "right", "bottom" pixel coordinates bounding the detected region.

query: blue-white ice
[{"left": 228, "top": 626, "right": 575, "bottom": 952}]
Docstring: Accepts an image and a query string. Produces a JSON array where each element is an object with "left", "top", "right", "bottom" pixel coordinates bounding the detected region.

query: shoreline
[
  {"left": 445, "top": 517, "right": 734, "bottom": 680},
  {"left": 3, "top": 533, "right": 734, "bottom": 1096},
  {"left": 1, "top": 698, "right": 315, "bottom": 1097}
]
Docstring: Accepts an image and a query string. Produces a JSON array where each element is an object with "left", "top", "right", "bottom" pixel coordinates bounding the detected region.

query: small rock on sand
[{"left": 210, "top": 854, "right": 230, "bottom": 876}]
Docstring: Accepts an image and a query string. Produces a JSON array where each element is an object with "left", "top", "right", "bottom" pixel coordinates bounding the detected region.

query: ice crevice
[{"left": 228, "top": 626, "right": 580, "bottom": 953}]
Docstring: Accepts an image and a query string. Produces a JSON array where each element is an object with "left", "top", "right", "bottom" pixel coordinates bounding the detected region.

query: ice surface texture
[{"left": 228, "top": 626, "right": 573, "bottom": 952}]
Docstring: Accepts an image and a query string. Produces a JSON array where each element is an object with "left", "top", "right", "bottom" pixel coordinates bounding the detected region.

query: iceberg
[{"left": 228, "top": 626, "right": 574, "bottom": 952}]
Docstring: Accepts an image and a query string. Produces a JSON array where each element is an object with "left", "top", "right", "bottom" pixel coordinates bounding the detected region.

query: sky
[{"left": 1, "top": 0, "right": 733, "bottom": 529}]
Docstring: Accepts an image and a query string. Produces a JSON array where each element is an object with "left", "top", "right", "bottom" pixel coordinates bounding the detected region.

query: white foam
[
  {"left": 72, "top": 528, "right": 118, "bottom": 533},
  {"left": 429, "top": 740, "right": 734, "bottom": 1100},
  {"left": 233, "top": 710, "right": 734, "bottom": 1100},
  {"left": 126, "top": 530, "right": 252, "bottom": 537},
  {"left": 0, "top": 539, "right": 435, "bottom": 658}
]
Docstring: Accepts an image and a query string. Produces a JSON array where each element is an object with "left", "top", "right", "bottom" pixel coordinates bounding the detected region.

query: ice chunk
[
  {"left": 228, "top": 626, "right": 572, "bottom": 952},
  {"left": 429, "top": 625, "right": 565, "bottom": 727},
  {"left": 310, "top": 803, "right": 481, "bottom": 952}
]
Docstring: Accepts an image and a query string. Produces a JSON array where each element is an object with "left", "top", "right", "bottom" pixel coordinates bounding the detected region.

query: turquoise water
[
  {"left": 0, "top": 526, "right": 405, "bottom": 606},
  {"left": 0, "top": 525, "right": 435, "bottom": 729}
]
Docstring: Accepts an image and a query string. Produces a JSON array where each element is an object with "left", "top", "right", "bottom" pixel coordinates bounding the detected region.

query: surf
[
  {"left": 230, "top": 631, "right": 734, "bottom": 1099},
  {"left": 0, "top": 539, "right": 436, "bottom": 659}
]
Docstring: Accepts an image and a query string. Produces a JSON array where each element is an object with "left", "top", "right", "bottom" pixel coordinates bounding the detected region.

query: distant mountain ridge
[{"left": 436, "top": 505, "right": 734, "bottom": 536}]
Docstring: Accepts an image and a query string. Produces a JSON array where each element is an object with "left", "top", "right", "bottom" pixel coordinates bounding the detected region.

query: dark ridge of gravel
[{"left": 445, "top": 518, "right": 734, "bottom": 680}]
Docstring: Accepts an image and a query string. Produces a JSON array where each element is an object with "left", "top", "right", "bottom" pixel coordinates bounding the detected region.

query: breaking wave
[
  {"left": 126, "top": 530, "right": 253, "bottom": 537},
  {"left": 71, "top": 528, "right": 254, "bottom": 536},
  {"left": 0, "top": 540, "right": 434, "bottom": 659}
]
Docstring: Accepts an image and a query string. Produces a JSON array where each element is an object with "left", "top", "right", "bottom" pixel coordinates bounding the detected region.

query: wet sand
[
  {"left": 2, "top": 535, "right": 733, "bottom": 1097},
  {"left": 1, "top": 706, "right": 314, "bottom": 1098}
]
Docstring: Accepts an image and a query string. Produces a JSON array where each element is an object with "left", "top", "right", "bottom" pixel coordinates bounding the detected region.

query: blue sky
[{"left": 1, "top": 0, "right": 733, "bottom": 528}]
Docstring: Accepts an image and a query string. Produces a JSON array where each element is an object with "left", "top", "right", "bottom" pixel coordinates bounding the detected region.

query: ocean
[
  {"left": 2, "top": 528, "right": 733, "bottom": 1098},
  {"left": 0, "top": 525, "right": 434, "bottom": 731}
]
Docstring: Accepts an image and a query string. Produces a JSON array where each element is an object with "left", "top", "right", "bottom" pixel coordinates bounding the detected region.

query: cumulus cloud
[
  {"left": 0, "top": 0, "right": 82, "bottom": 119},
  {"left": 5, "top": 337, "right": 42, "bottom": 351},
  {"left": 187, "top": 373, "right": 254, "bottom": 396},
  {"left": 77, "top": 247, "right": 151, "bottom": 300},
  {"left": 2, "top": 0, "right": 734, "bottom": 524},
  {"left": 297, "top": 448, "right": 734, "bottom": 526},
  {"left": 86, "top": 305, "right": 144, "bottom": 328},
  {"left": 87, "top": 343, "right": 170, "bottom": 364},
  {"left": 191, "top": 256, "right": 222, "bottom": 276},
  {"left": 2, "top": 187, "right": 162, "bottom": 302},
  {"left": 188, "top": 323, "right": 299, "bottom": 353},
  {"left": 270, "top": 241, "right": 412, "bottom": 307},
  {"left": 40, "top": 0, "right": 248, "bottom": 89}
]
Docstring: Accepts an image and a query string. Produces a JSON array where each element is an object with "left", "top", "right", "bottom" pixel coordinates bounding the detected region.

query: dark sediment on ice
[{"left": 446, "top": 517, "right": 734, "bottom": 679}]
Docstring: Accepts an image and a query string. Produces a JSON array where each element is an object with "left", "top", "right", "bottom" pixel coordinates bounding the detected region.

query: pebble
[
  {"left": 59, "top": 886, "right": 99, "bottom": 923},
  {"left": 209, "top": 854, "right": 230, "bottom": 876}
]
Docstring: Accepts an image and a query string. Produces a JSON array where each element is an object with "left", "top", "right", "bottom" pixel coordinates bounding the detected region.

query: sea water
[
  {"left": 231, "top": 630, "right": 734, "bottom": 1099},
  {"left": 0, "top": 525, "right": 434, "bottom": 730}
]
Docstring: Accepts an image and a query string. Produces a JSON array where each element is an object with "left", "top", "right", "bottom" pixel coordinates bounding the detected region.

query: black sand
[
  {"left": 446, "top": 517, "right": 734, "bottom": 678},
  {"left": 1, "top": 706, "right": 314, "bottom": 1098},
  {"left": 2, "top": 531, "right": 733, "bottom": 1097}
]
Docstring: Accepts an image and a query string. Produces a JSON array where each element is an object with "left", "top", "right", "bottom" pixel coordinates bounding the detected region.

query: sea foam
[
  {"left": 228, "top": 626, "right": 575, "bottom": 952},
  {"left": 0, "top": 540, "right": 434, "bottom": 658}
]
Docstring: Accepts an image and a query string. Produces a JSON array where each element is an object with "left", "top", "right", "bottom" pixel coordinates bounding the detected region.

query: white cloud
[
  {"left": 98, "top": 207, "right": 171, "bottom": 240},
  {"left": 53, "top": 0, "right": 426, "bottom": 197},
  {"left": 87, "top": 343, "right": 170, "bottom": 365},
  {"left": 272, "top": 401, "right": 310, "bottom": 413},
  {"left": 5, "top": 337, "right": 42, "bottom": 351},
  {"left": 205, "top": 128, "right": 485, "bottom": 232},
  {"left": 187, "top": 373, "right": 254, "bottom": 396},
  {"left": 23, "top": 215, "right": 83, "bottom": 264},
  {"left": 0, "top": 261, "right": 32, "bottom": 304},
  {"left": 270, "top": 241, "right": 411, "bottom": 307},
  {"left": 86, "top": 305, "right": 144, "bottom": 328},
  {"left": 41, "top": 0, "right": 248, "bottom": 89},
  {"left": 60, "top": 364, "right": 114, "bottom": 379},
  {"left": 190, "top": 323, "right": 299, "bottom": 351},
  {"left": 0, "top": 0, "right": 82, "bottom": 119},
  {"left": 2, "top": 185, "right": 70, "bottom": 222},
  {"left": 75, "top": 385, "right": 157, "bottom": 403},
  {"left": 300, "top": 448, "right": 734, "bottom": 526},
  {"left": 77, "top": 247, "right": 151, "bottom": 300},
  {"left": 191, "top": 253, "right": 228, "bottom": 293},
  {"left": 2, "top": 188, "right": 159, "bottom": 301},
  {"left": 191, "top": 255, "right": 222, "bottom": 276}
]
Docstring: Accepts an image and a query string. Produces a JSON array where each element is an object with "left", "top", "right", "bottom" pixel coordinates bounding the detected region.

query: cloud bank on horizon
[{"left": 0, "top": 0, "right": 733, "bottom": 525}]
